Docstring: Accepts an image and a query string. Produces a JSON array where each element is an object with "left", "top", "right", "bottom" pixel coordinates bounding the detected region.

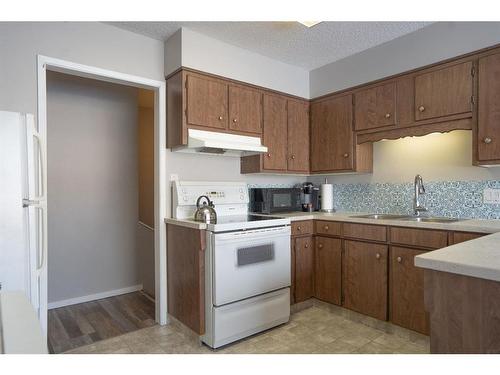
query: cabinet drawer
[
  {"left": 449, "top": 231, "right": 485, "bottom": 245},
  {"left": 291, "top": 220, "right": 313, "bottom": 236},
  {"left": 390, "top": 227, "right": 448, "bottom": 249},
  {"left": 343, "top": 223, "right": 387, "bottom": 242},
  {"left": 314, "top": 220, "right": 342, "bottom": 236}
]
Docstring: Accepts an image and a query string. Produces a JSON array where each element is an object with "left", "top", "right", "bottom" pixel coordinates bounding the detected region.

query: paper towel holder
[{"left": 320, "top": 178, "right": 336, "bottom": 213}]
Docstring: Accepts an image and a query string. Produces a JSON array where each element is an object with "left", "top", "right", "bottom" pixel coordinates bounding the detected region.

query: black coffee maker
[{"left": 301, "top": 182, "right": 320, "bottom": 212}]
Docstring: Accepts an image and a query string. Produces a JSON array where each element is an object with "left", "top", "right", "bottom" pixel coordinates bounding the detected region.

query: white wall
[
  {"left": 46, "top": 72, "right": 140, "bottom": 303},
  {"left": 310, "top": 22, "right": 500, "bottom": 98},
  {"left": 165, "top": 28, "right": 310, "bottom": 98}
]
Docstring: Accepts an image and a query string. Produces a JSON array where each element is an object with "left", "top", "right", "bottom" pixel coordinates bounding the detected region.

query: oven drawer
[{"left": 212, "top": 227, "right": 291, "bottom": 306}]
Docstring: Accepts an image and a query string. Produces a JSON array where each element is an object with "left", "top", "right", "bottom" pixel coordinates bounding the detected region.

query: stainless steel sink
[
  {"left": 350, "top": 213, "right": 465, "bottom": 223},
  {"left": 350, "top": 214, "right": 410, "bottom": 220},
  {"left": 399, "top": 216, "right": 465, "bottom": 223}
]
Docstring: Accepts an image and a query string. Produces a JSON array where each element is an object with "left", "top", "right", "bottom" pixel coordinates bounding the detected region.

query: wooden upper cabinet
[
  {"left": 186, "top": 74, "right": 228, "bottom": 130},
  {"left": 315, "top": 236, "right": 342, "bottom": 305},
  {"left": 310, "top": 95, "right": 354, "bottom": 172},
  {"left": 414, "top": 61, "right": 474, "bottom": 121},
  {"left": 262, "top": 94, "right": 287, "bottom": 171},
  {"left": 228, "top": 85, "right": 263, "bottom": 134},
  {"left": 354, "top": 82, "right": 397, "bottom": 131},
  {"left": 477, "top": 52, "right": 500, "bottom": 163},
  {"left": 287, "top": 100, "right": 310, "bottom": 172},
  {"left": 390, "top": 246, "right": 429, "bottom": 335},
  {"left": 344, "top": 240, "right": 388, "bottom": 321}
]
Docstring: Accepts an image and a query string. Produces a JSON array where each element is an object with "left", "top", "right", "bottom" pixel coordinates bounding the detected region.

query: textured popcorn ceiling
[{"left": 108, "top": 21, "right": 432, "bottom": 70}]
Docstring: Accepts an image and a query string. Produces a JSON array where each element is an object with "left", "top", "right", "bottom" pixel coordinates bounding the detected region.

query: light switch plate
[{"left": 483, "top": 188, "right": 500, "bottom": 204}]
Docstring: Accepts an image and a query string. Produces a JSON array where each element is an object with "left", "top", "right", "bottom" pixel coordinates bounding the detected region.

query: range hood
[{"left": 173, "top": 129, "right": 268, "bottom": 157}]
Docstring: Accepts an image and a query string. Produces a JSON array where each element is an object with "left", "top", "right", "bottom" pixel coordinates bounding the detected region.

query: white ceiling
[{"left": 108, "top": 21, "right": 432, "bottom": 70}]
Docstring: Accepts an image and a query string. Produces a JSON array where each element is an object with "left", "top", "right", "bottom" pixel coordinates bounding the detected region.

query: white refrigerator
[{"left": 0, "top": 110, "right": 48, "bottom": 335}]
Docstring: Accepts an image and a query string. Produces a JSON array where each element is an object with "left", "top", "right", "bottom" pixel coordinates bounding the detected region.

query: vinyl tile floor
[{"left": 64, "top": 300, "right": 430, "bottom": 354}]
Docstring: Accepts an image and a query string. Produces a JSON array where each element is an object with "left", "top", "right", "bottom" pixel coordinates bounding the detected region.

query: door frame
[{"left": 36, "top": 55, "right": 168, "bottom": 333}]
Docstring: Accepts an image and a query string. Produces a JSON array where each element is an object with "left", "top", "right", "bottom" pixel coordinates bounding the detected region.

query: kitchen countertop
[
  {"left": 415, "top": 232, "right": 500, "bottom": 282},
  {"left": 165, "top": 211, "right": 500, "bottom": 234}
]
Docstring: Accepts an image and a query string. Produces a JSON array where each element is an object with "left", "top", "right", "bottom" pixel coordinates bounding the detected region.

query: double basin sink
[{"left": 350, "top": 214, "right": 464, "bottom": 223}]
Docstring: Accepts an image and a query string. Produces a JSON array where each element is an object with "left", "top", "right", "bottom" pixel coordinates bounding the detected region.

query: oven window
[
  {"left": 237, "top": 244, "right": 275, "bottom": 266},
  {"left": 272, "top": 193, "right": 291, "bottom": 208}
]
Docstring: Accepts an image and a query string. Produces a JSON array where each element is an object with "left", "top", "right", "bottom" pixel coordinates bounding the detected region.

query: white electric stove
[{"left": 172, "top": 180, "right": 291, "bottom": 348}]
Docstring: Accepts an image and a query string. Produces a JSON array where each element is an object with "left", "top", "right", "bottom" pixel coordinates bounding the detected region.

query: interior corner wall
[
  {"left": 310, "top": 22, "right": 500, "bottom": 98},
  {"left": 171, "top": 27, "right": 310, "bottom": 98},
  {"left": 47, "top": 72, "right": 140, "bottom": 303}
]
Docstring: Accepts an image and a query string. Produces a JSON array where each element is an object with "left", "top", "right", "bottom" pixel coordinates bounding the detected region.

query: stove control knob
[
  {"left": 240, "top": 194, "right": 244, "bottom": 200},
  {"left": 183, "top": 196, "right": 188, "bottom": 202}
]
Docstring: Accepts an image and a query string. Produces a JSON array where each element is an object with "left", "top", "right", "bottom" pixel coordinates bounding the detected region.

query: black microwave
[{"left": 250, "top": 188, "right": 302, "bottom": 214}]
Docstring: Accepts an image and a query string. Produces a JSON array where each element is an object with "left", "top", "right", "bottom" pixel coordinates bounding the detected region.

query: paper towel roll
[{"left": 320, "top": 183, "right": 334, "bottom": 212}]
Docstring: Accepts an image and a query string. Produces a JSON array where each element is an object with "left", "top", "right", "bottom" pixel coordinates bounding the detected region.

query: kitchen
[{"left": 1, "top": 4, "right": 500, "bottom": 371}]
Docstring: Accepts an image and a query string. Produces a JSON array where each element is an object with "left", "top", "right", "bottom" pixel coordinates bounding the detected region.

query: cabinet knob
[
  {"left": 218, "top": 116, "right": 223, "bottom": 120},
  {"left": 267, "top": 153, "right": 271, "bottom": 157},
  {"left": 305, "top": 243, "right": 309, "bottom": 248},
  {"left": 318, "top": 244, "right": 323, "bottom": 249},
  {"left": 397, "top": 256, "right": 402, "bottom": 263},
  {"left": 324, "top": 225, "right": 329, "bottom": 231},
  {"left": 385, "top": 113, "right": 391, "bottom": 118},
  {"left": 418, "top": 105, "right": 425, "bottom": 112},
  {"left": 291, "top": 155, "right": 295, "bottom": 160},
  {"left": 232, "top": 118, "right": 238, "bottom": 123},
  {"left": 484, "top": 137, "right": 492, "bottom": 144},
  {"left": 343, "top": 153, "right": 349, "bottom": 158},
  {"left": 297, "top": 226, "right": 301, "bottom": 231},
  {"left": 376, "top": 253, "right": 381, "bottom": 259}
]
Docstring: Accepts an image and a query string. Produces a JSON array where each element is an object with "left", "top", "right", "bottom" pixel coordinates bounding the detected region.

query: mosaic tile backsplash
[{"left": 248, "top": 180, "right": 500, "bottom": 219}]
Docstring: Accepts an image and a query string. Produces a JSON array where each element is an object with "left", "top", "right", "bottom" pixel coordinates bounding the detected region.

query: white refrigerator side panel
[{"left": 0, "top": 111, "right": 30, "bottom": 293}]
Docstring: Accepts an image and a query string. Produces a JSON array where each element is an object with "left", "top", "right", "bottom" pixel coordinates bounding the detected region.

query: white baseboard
[{"left": 48, "top": 284, "right": 143, "bottom": 310}]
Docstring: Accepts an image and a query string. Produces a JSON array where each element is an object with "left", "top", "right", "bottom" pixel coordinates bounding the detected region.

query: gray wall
[
  {"left": 310, "top": 22, "right": 500, "bottom": 98},
  {"left": 47, "top": 72, "right": 140, "bottom": 303}
]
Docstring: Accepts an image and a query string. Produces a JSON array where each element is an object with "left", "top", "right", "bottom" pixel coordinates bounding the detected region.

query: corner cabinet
[{"left": 310, "top": 95, "right": 373, "bottom": 173}]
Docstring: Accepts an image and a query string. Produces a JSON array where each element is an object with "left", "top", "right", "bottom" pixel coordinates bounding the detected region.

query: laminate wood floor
[{"left": 48, "top": 291, "right": 155, "bottom": 353}]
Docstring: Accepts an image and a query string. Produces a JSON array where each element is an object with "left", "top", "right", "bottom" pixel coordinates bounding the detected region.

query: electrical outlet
[{"left": 483, "top": 188, "right": 500, "bottom": 204}]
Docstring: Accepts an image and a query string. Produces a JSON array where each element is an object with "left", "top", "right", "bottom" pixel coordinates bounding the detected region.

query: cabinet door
[
  {"left": 354, "top": 82, "right": 396, "bottom": 131},
  {"left": 414, "top": 61, "right": 473, "bottom": 121},
  {"left": 310, "top": 95, "right": 354, "bottom": 172},
  {"left": 287, "top": 100, "right": 310, "bottom": 172},
  {"left": 262, "top": 94, "right": 287, "bottom": 170},
  {"left": 315, "top": 236, "right": 342, "bottom": 305},
  {"left": 291, "top": 237, "right": 296, "bottom": 305},
  {"left": 186, "top": 74, "right": 228, "bottom": 130},
  {"left": 344, "top": 240, "right": 388, "bottom": 320},
  {"left": 478, "top": 52, "right": 500, "bottom": 162},
  {"left": 390, "top": 246, "right": 429, "bottom": 335},
  {"left": 294, "top": 236, "right": 314, "bottom": 303},
  {"left": 228, "top": 85, "right": 263, "bottom": 134}
]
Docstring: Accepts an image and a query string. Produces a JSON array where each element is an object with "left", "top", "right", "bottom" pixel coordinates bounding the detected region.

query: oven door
[{"left": 211, "top": 226, "right": 291, "bottom": 306}]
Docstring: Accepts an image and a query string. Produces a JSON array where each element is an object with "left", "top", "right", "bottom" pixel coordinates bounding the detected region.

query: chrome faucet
[{"left": 413, "top": 174, "right": 427, "bottom": 216}]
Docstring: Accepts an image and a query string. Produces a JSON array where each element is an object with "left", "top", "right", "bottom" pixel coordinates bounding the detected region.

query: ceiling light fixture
[{"left": 298, "top": 21, "right": 322, "bottom": 28}]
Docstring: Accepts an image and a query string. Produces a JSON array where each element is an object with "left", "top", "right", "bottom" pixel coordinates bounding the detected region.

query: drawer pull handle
[
  {"left": 318, "top": 244, "right": 323, "bottom": 249},
  {"left": 484, "top": 137, "right": 492, "bottom": 144},
  {"left": 418, "top": 105, "right": 425, "bottom": 112},
  {"left": 376, "top": 253, "right": 381, "bottom": 260},
  {"left": 385, "top": 113, "right": 391, "bottom": 118},
  {"left": 343, "top": 153, "right": 349, "bottom": 158},
  {"left": 233, "top": 118, "right": 238, "bottom": 123},
  {"left": 397, "top": 256, "right": 402, "bottom": 263},
  {"left": 218, "top": 116, "right": 223, "bottom": 120},
  {"left": 305, "top": 244, "right": 309, "bottom": 248},
  {"left": 291, "top": 155, "right": 295, "bottom": 159},
  {"left": 324, "top": 225, "right": 329, "bottom": 231},
  {"left": 297, "top": 226, "right": 301, "bottom": 231}
]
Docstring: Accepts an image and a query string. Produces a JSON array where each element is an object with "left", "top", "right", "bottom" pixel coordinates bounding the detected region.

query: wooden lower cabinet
[
  {"left": 390, "top": 246, "right": 429, "bottom": 335},
  {"left": 344, "top": 240, "right": 388, "bottom": 321},
  {"left": 314, "top": 236, "right": 342, "bottom": 305},
  {"left": 293, "top": 235, "right": 314, "bottom": 303}
]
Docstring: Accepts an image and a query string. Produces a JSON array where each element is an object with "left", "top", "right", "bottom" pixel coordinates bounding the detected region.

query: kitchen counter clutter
[{"left": 165, "top": 211, "right": 500, "bottom": 234}]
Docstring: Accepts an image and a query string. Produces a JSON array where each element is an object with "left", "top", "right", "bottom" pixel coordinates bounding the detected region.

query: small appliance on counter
[
  {"left": 301, "top": 182, "right": 320, "bottom": 212},
  {"left": 193, "top": 195, "right": 217, "bottom": 223},
  {"left": 320, "top": 178, "right": 335, "bottom": 213},
  {"left": 249, "top": 187, "right": 302, "bottom": 214}
]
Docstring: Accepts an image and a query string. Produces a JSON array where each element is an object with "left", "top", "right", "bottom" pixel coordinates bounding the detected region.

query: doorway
[{"left": 36, "top": 56, "right": 167, "bottom": 351}]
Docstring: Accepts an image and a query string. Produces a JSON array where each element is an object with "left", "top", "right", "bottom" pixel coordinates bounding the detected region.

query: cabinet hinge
[
  {"left": 471, "top": 66, "right": 476, "bottom": 77},
  {"left": 471, "top": 95, "right": 475, "bottom": 106}
]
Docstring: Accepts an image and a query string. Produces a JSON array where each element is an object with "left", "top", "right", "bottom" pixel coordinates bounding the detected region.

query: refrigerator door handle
[
  {"left": 35, "top": 205, "right": 46, "bottom": 272},
  {"left": 28, "top": 120, "right": 46, "bottom": 202}
]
